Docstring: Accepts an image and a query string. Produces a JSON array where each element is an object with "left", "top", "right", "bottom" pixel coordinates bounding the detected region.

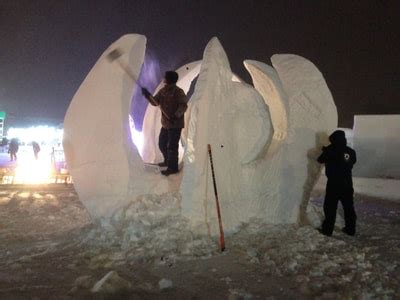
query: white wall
[{"left": 353, "top": 115, "right": 400, "bottom": 179}]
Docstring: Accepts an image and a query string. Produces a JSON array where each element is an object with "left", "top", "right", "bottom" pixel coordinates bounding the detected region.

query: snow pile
[
  {"left": 79, "top": 206, "right": 398, "bottom": 298},
  {"left": 0, "top": 186, "right": 398, "bottom": 298},
  {"left": 231, "top": 221, "right": 398, "bottom": 298},
  {"left": 91, "top": 271, "right": 131, "bottom": 293},
  {"left": 83, "top": 192, "right": 218, "bottom": 264}
]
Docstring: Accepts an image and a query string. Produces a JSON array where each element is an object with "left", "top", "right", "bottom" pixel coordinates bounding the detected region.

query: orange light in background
[{"left": 13, "top": 151, "right": 54, "bottom": 184}]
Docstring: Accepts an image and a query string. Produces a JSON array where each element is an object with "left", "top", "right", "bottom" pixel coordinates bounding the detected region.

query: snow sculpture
[
  {"left": 353, "top": 115, "right": 400, "bottom": 179},
  {"left": 181, "top": 38, "right": 337, "bottom": 233},
  {"left": 63, "top": 34, "right": 168, "bottom": 218},
  {"left": 64, "top": 34, "right": 337, "bottom": 233}
]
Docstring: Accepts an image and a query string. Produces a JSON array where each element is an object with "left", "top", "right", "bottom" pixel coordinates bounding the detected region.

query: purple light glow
[{"left": 130, "top": 54, "right": 162, "bottom": 131}]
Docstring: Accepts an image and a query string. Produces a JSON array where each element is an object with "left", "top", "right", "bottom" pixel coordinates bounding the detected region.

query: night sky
[{"left": 1, "top": 0, "right": 399, "bottom": 129}]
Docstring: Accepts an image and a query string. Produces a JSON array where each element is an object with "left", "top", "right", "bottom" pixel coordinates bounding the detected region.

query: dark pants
[
  {"left": 10, "top": 151, "right": 17, "bottom": 161},
  {"left": 322, "top": 181, "right": 357, "bottom": 235},
  {"left": 158, "top": 127, "right": 182, "bottom": 171}
]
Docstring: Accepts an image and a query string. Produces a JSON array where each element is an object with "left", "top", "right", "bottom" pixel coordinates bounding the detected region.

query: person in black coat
[
  {"left": 32, "top": 141, "right": 41, "bottom": 160},
  {"left": 9, "top": 138, "right": 19, "bottom": 161},
  {"left": 317, "top": 130, "right": 357, "bottom": 236}
]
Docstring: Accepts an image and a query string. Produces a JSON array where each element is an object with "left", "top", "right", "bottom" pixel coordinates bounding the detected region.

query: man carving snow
[
  {"left": 317, "top": 130, "right": 357, "bottom": 236},
  {"left": 142, "top": 71, "right": 188, "bottom": 176}
]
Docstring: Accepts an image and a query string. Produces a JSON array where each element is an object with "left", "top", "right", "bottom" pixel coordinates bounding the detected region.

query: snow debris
[
  {"left": 221, "top": 277, "right": 233, "bottom": 284},
  {"left": 74, "top": 275, "right": 94, "bottom": 289},
  {"left": 65, "top": 190, "right": 399, "bottom": 298},
  {"left": 10, "top": 263, "right": 22, "bottom": 270},
  {"left": 307, "top": 200, "right": 344, "bottom": 229},
  {"left": 228, "top": 288, "right": 253, "bottom": 300},
  {"left": 229, "top": 219, "right": 399, "bottom": 297},
  {"left": 83, "top": 192, "right": 218, "bottom": 263},
  {"left": 158, "top": 278, "right": 173, "bottom": 290},
  {"left": 91, "top": 271, "right": 131, "bottom": 293},
  {"left": 1, "top": 186, "right": 398, "bottom": 298}
]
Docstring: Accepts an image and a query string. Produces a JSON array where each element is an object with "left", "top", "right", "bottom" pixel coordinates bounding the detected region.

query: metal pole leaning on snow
[
  {"left": 106, "top": 48, "right": 143, "bottom": 88},
  {"left": 207, "top": 144, "right": 225, "bottom": 252}
]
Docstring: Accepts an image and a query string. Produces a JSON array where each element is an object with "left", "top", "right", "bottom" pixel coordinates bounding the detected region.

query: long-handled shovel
[
  {"left": 107, "top": 48, "right": 171, "bottom": 121},
  {"left": 207, "top": 144, "right": 225, "bottom": 252}
]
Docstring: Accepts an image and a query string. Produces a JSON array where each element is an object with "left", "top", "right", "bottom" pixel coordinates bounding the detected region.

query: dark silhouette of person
[
  {"left": 32, "top": 141, "right": 41, "bottom": 160},
  {"left": 317, "top": 130, "right": 357, "bottom": 236},
  {"left": 9, "top": 138, "right": 19, "bottom": 161},
  {"left": 142, "top": 71, "right": 188, "bottom": 176}
]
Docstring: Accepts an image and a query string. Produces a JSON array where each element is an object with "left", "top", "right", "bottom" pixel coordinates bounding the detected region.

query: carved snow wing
[
  {"left": 63, "top": 34, "right": 166, "bottom": 219},
  {"left": 244, "top": 60, "right": 288, "bottom": 157},
  {"left": 271, "top": 54, "right": 338, "bottom": 224}
]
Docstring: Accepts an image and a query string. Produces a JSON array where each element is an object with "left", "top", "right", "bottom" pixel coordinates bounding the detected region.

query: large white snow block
[
  {"left": 181, "top": 39, "right": 337, "bottom": 234},
  {"left": 353, "top": 115, "right": 400, "bottom": 179},
  {"left": 181, "top": 38, "right": 273, "bottom": 233},
  {"left": 63, "top": 34, "right": 167, "bottom": 218}
]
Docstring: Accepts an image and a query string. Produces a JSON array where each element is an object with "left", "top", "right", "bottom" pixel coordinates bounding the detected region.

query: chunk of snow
[
  {"left": 91, "top": 271, "right": 131, "bottom": 293},
  {"left": 158, "top": 278, "right": 173, "bottom": 290}
]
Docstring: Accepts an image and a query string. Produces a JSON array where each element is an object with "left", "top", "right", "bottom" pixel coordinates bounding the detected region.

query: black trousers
[
  {"left": 322, "top": 181, "right": 357, "bottom": 235},
  {"left": 158, "top": 127, "right": 182, "bottom": 171}
]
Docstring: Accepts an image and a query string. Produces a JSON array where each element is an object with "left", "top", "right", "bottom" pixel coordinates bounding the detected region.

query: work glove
[{"left": 141, "top": 88, "right": 151, "bottom": 97}]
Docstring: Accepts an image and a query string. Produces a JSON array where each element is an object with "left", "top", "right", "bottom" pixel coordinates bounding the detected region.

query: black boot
[
  {"left": 342, "top": 227, "right": 355, "bottom": 236},
  {"left": 317, "top": 227, "right": 332, "bottom": 237},
  {"left": 158, "top": 161, "right": 168, "bottom": 168},
  {"left": 161, "top": 169, "right": 179, "bottom": 176}
]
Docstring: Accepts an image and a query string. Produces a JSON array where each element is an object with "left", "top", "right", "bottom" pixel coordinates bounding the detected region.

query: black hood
[{"left": 329, "top": 130, "right": 347, "bottom": 147}]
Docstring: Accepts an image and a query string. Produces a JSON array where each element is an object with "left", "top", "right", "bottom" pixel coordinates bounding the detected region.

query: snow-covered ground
[{"left": 0, "top": 177, "right": 399, "bottom": 299}]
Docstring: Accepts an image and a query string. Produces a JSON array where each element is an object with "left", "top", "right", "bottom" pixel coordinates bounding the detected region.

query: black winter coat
[{"left": 317, "top": 130, "right": 357, "bottom": 185}]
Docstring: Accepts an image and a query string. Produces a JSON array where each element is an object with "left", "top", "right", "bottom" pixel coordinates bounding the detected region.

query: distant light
[
  {"left": 13, "top": 154, "right": 54, "bottom": 184},
  {"left": 7, "top": 126, "right": 63, "bottom": 144},
  {"left": 3, "top": 125, "right": 63, "bottom": 184}
]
